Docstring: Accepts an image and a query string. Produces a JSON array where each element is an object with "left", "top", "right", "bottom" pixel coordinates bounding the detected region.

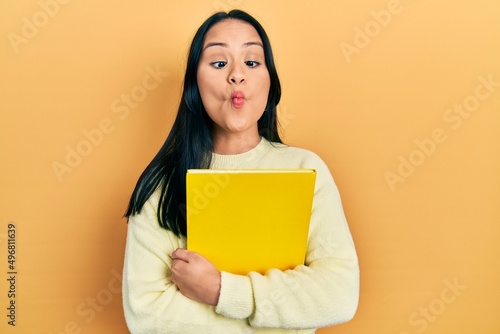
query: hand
[{"left": 170, "top": 248, "right": 221, "bottom": 306}]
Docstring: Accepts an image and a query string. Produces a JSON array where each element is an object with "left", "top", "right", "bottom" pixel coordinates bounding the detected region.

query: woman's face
[{"left": 197, "top": 19, "right": 270, "bottom": 139}]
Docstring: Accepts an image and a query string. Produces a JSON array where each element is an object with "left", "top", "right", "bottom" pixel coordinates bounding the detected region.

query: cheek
[
  {"left": 198, "top": 81, "right": 228, "bottom": 117},
  {"left": 197, "top": 68, "right": 212, "bottom": 100},
  {"left": 255, "top": 73, "right": 271, "bottom": 105},
  {"left": 197, "top": 78, "right": 224, "bottom": 125}
]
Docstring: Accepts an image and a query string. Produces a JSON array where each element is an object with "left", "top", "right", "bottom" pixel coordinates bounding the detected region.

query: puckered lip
[{"left": 231, "top": 91, "right": 245, "bottom": 99}]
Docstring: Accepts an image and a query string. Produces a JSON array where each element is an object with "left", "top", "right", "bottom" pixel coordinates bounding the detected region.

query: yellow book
[{"left": 186, "top": 169, "right": 316, "bottom": 275}]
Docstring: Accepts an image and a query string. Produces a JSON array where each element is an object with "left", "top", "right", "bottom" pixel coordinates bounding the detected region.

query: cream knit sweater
[{"left": 122, "top": 138, "right": 359, "bottom": 333}]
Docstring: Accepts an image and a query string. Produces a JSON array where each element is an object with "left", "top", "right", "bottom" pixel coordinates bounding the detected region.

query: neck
[{"left": 212, "top": 131, "right": 261, "bottom": 155}]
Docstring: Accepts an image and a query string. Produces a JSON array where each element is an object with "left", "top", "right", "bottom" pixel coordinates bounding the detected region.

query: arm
[
  {"left": 122, "top": 192, "right": 239, "bottom": 333},
  {"left": 123, "top": 155, "right": 359, "bottom": 331},
  {"left": 215, "top": 155, "right": 360, "bottom": 329}
]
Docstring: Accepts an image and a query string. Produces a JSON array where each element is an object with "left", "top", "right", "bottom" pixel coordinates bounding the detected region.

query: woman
[{"left": 123, "top": 9, "right": 359, "bottom": 333}]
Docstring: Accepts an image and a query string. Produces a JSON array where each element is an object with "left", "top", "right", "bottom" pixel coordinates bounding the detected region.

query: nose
[
  {"left": 230, "top": 76, "right": 245, "bottom": 84},
  {"left": 228, "top": 63, "right": 245, "bottom": 85}
]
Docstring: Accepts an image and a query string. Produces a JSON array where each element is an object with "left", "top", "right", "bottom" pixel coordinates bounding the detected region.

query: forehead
[{"left": 204, "top": 19, "right": 262, "bottom": 45}]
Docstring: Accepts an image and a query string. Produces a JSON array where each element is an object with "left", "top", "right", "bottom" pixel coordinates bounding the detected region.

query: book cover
[{"left": 186, "top": 169, "right": 316, "bottom": 275}]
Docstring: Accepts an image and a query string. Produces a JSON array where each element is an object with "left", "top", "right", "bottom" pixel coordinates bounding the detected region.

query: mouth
[{"left": 231, "top": 91, "right": 245, "bottom": 109}]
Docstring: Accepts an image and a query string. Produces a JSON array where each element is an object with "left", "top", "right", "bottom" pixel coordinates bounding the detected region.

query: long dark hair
[{"left": 125, "top": 10, "right": 282, "bottom": 237}]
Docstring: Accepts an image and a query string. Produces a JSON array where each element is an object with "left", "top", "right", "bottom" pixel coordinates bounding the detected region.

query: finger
[
  {"left": 170, "top": 248, "right": 193, "bottom": 262},
  {"left": 170, "top": 254, "right": 188, "bottom": 265},
  {"left": 171, "top": 257, "right": 188, "bottom": 273},
  {"left": 170, "top": 261, "right": 186, "bottom": 285}
]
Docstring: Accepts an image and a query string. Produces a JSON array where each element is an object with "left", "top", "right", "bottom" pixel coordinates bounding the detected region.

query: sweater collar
[{"left": 210, "top": 137, "right": 272, "bottom": 168}]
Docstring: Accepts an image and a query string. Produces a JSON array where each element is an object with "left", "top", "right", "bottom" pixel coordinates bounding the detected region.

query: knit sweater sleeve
[
  {"left": 122, "top": 191, "right": 233, "bottom": 333},
  {"left": 215, "top": 153, "right": 360, "bottom": 329}
]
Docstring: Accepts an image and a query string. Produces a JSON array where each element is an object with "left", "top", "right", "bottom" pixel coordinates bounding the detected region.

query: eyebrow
[{"left": 203, "top": 41, "right": 264, "bottom": 50}]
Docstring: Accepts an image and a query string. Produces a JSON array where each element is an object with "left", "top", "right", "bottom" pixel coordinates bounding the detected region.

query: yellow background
[{"left": 1, "top": 0, "right": 499, "bottom": 333}]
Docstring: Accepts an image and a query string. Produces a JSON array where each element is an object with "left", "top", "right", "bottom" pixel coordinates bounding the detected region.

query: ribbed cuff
[{"left": 215, "top": 271, "right": 254, "bottom": 319}]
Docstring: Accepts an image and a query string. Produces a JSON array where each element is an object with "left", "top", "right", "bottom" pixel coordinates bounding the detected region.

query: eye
[
  {"left": 210, "top": 61, "right": 227, "bottom": 69},
  {"left": 245, "top": 60, "right": 261, "bottom": 68}
]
